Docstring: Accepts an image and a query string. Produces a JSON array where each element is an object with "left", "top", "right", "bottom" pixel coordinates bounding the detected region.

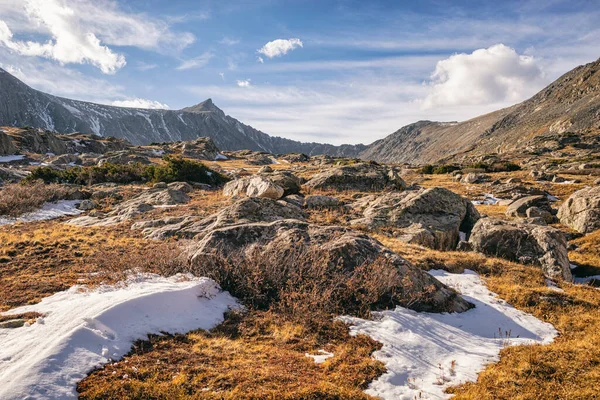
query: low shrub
[
  {"left": 0, "top": 181, "right": 74, "bottom": 217},
  {"left": 421, "top": 164, "right": 461, "bottom": 174},
  {"left": 24, "top": 156, "right": 228, "bottom": 186}
]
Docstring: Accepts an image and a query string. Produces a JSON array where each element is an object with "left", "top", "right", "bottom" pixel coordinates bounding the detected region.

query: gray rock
[
  {"left": 77, "top": 199, "right": 97, "bottom": 211},
  {"left": 557, "top": 186, "right": 600, "bottom": 234},
  {"left": 267, "top": 171, "right": 301, "bottom": 196},
  {"left": 351, "top": 187, "right": 480, "bottom": 250},
  {"left": 526, "top": 206, "right": 554, "bottom": 224},
  {"left": 167, "top": 181, "right": 194, "bottom": 193},
  {"left": 282, "top": 194, "right": 305, "bottom": 208},
  {"left": 303, "top": 163, "right": 406, "bottom": 192},
  {"left": 469, "top": 218, "right": 572, "bottom": 281},
  {"left": 0, "top": 319, "right": 26, "bottom": 329},
  {"left": 48, "top": 154, "right": 81, "bottom": 166},
  {"left": 258, "top": 165, "right": 273, "bottom": 174},
  {"left": 461, "top": 173, "right": 490, "bottom": 184},
  {"left": 506, "top": 195, "right": 553, "bottom": 218},
  {"left": 304, "top": 195, "right": 343, "bottom": 209},
  {"left": 223, "top": 176, "right": 285, "bottom": 199}
]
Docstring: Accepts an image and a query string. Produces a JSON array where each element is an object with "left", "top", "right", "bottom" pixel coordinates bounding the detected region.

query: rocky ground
[{"left": 1, "top": 132, "right": 600, "bottom": 399}]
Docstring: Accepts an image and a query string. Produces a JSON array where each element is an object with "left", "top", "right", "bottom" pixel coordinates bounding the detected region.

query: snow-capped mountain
[{"left": 0, "top": 68, "right": 366, "bottom": 156}]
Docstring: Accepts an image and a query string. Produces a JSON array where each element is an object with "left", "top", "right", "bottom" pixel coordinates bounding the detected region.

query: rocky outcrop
[
  {"left": 461, "top": 173, "right": 490, "bottom": 184},
  {"left": 169, "top": 137, "right": 220, "bottom": 160},
  {"left": 223, "top": 176, "right": 285, "bottom": 199},
  {"left": 133, "top": 197, "right": 470, "bottom": 313},
  {"left": 0, "top": 130, "right": 16, "bottom": 155},
  {"left": 506, "top": 195, "right": 555, "bottom": 223},
  {"left": 558, "top": 186, "right": 600, "bottom": 234},
  {"left": 469, "top": 218, "right": 572, "bottom": 281},
  {"left": 264, "top": 171, "right": 302, "bottom": 196},
  {"left": 96, "top": 151, "right": 151, "bottom": 166},
  {"left": 67, "top": 187, "right": 189, "bottom": 227},
  {"left": 303, "top": 163, "right": 406, "bottom": 192},
  {"left": 351, "top": 187, "right": 480, "bottom": 250}
]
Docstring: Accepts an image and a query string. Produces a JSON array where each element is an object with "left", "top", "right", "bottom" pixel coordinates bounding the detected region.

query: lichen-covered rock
[
  {"left": 223, "top": 175, "right": 287, "bottom": 199},
  {"left": 304, "top": 195, "right": 343, "bottom": 209},
  {"left": 506, "top": 195, "right": 553, "bottom": 218},
  {"left": 469, "top": 218, "right": 572, "bottom": 281},
  {"left": 351, "top": 187, "right": 480, "bottom": 250},
  {"left": 461, "top": 173, "right": 490, "bottom": 184},
  {"left": 303, "top": 163, "right": 406, "bottom": 192},
  {"left": 558, "top": 186, "right": 600, "bottom": 234}
]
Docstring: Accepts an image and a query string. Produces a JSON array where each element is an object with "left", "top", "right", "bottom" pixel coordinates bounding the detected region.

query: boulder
[
  {"left": 178, "top": 137, "right": 220, "bottom": 160},
  {"left": 351, "top": 187, "right": 480, "bottom": 250},
  {"left": 68, "top": 187, "right": 189, "bottom": 227},
  {"left": 303, "top": 163, "right": 406, "bottom": 192},
  {"left": 223, "top": 176, "right": 286, "bottom": 199},
  {"left": 77, "top": 199, "right": 97, "bottom": 211},
  {"left": 48, "top": 154, "right": 81, "bottom": 166},
  {"left": 0, "top": 167, "right": 29, "bottom": 183},
  {"left": 506, "top": 195, "right": 553, "bottom": 218},
  {"left": 461, "top": 173, "right": 490, "bottom": 184},
  {"left": 258, "top": 165, "right": 273, "bottom": 174},
  {"left": 557, "top": 186, "right": 600, "bottom": 234},
  {"left": 167, "top": 181, "right": 194, "bottom": 193},
  {"left": 526, "top": 207, "right": 554, "bottom": 223},
  {"left": 304, "top": 195, "right": 343, "bottom": 209},
  {"left": 267, "top": 171, "right": 301, "bottom": 196},
  {"left": 97, "top": 151, "right": 151, "bottom": 166},
  {"left": 469, "top": 218, "right": 572, "bottom": 281}
]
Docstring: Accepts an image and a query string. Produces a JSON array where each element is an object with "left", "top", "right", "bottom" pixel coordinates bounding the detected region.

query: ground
[{"left": 1, "top": 157, "right": 600, "bottom": 399}]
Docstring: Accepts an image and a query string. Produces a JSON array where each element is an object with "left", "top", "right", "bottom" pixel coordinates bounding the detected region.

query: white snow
[
  {"left": 472, "top": 194, "right": 500, "bottom": 205},
  {"left": 0, "top": 274, "right": 238, "bottom": 400},
  {"left": 305, "top": 350, "right": 334, "bottom": 364},
  {"left": 0, "top": 155, "right": 25, "bottom": 163},
  {"left": 340, "top": 269, "right": 557, "bottom": 400},
  {"left": 215, "top": 153, "right": 228, "bottom": 160},
  {"left": 547, "top": 194, "right": 559, "bottom": 202},
  {"left": 151, "top": 149, "right": 165, "bottom": 156},
  {"left": 0, "top": 200, "right": 83, "bottom": 226}
]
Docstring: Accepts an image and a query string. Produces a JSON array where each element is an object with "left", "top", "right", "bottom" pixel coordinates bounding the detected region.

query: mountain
[
  {"left": 0, "top": 68, "right": 365, "bottom": 156},
  {"left": 360, "top": 57, "right": 600, "bottom": 164}
]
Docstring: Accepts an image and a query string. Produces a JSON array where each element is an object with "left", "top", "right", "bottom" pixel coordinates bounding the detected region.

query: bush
[
  {"left": 0, "top": 181, "right": 74, "bottom": 217},
  {"left": 24, "top": 156, "right": 228, "bottom": 186},
  {"left": 465, "top": 161, "right": 521, "bottom": 173},
  {"left": 421, "top": 164, "right": 461, "bottom": 174}
]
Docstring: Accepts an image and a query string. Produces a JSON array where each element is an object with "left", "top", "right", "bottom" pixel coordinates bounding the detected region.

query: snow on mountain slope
[{"left": 0, "top": 68, "right": 365, "bottom": 156}]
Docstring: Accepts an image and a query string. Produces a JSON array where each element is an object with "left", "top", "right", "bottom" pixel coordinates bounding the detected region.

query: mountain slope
[
  {"left": 0, "top": 68, "right": 365, "bottom": 156},
  {"left": 360, "top": 57, "right": 600, "bottom": 164}
]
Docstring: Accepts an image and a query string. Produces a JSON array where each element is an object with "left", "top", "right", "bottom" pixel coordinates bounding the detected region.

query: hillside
[
  {"left": 360, "top": 57, "right": 600, "bottom": 164},
  {"left": 0, "top": 69, "right": 365, "bottom": 156}
]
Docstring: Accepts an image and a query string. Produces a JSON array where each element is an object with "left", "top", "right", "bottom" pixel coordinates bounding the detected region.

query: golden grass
[
  {"left": 0, "top": 222, "right": 177, "bottom": 312},
  {"left": 373, "top": 235, "right": 600, "bottom": 400},
  {"left": 78, "top": 311, "right": 384, "bottom": 400}
]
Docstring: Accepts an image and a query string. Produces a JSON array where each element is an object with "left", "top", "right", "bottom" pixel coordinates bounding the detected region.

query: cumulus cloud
[
  {"left": 236, "top": 79, "right": 251, "bottom": 88},
  {"left": 0, "top": 0, "right": 194, "bottom": 74},
  {"left": 111, "top": 98, "right": 169, "bottom": 109},
  {"left": 176, "top": 52, "right": 214, "bottom": 70},
  {"left": 257, "top": 38, "right": 303, "bottom": 59},
  {"left": 422, "top": 44, "right": 543, "bottom": 109}
]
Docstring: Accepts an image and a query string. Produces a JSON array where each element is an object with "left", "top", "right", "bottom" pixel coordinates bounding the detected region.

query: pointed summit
[{"left": 180, "top": 98, "right": 221, "bottom": 113}]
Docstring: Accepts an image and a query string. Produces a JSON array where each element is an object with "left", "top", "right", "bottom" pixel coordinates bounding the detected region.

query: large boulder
[
  {"left": 223, "top": 176, "right": 285, "bottom": 199},
  {"left": 266, "top": 171, "right": 301, "bottom": 196},
  {"left": 558, "top": 186, "right": 600, "bottom": 234},
  {"left": 303, "top": 163, "right": 406, "bottom": 192},
  {"left": 351, "top": 187, "right": 480, "bottom": 250},
  {"left": 469, "top": 218, "right": 572, "bottom": 281},
  {"left": 461, "top": 173, "right": 490, "bottom": 184},
  {"left": 170, "top": 137, "right": 220, "bottom": 160},
  {"left": 506, "top": 195, "right": 554, "bottom": 219},
  {"left": 0, "top": 131, "right": 17, "bottom": 155}
]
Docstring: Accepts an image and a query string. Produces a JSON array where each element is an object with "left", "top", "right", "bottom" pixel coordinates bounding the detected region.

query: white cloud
[
  {"left": 111, "top": 98, "right": 169, "bottom": 109},
  {"left": 257, "top": 56, "right": 264, "bottom": 64},
  {"left": 236, "top": 79, "right": 251, "bottom": 88},
  {"left": 422, "top": 44, "right": 544, "bottom": 109},
  {"left": 257, "top": 38, "right": 303, "bottom": 59},
  {"left": 176, "top": 52, "right": 214, "bottom": 70},
  {"left": 219, "top": 72, "right": 225, "bottom": 80},
  {"left": 219, "top": 37, "right": 239, "bottom": 46},
  {"left": 0, "top": 0, "right": 195, "bottom": 74}
]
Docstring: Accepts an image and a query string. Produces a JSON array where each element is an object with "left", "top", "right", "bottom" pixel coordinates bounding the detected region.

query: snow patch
[
  {"left": 305, "top": 350, "right": 334, "bottom": 365},
  {"left": 0, "top": 200, "right": 82, "bottom": 226},
  {"left": 0, "top": 274, "right": 238, "bottom": 399},
  {"left": 0, "top": 155, "right": 25, "bottom": 163},
  {"left": 340, "top": 270, "right": 557, "bottom": 400},
  {"left": 215, "top": 153, "right": 228, "bottom": 160},
  {"left": 472, "top": 194, "right": 500, "bottom": 205}
]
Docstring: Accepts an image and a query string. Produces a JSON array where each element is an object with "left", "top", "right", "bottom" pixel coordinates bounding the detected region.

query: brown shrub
[{"left": 0, "top": 181, "right": 75, "bottom": 217}]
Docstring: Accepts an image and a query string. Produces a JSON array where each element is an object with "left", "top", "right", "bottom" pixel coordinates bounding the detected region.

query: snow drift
[
  {"left": 341, "top": 269, "right": 557, "bottom": 400},
  {"left": 0, "top": 200, "right": 82, "bottom": 226},
  {"left": 0, "top": 274, "right": 238, "bottom": 399}
]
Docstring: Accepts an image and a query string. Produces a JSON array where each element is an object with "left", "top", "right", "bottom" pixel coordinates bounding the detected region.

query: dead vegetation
[{"left": 0, "top": 181, "right": 76, "bottom": 217}]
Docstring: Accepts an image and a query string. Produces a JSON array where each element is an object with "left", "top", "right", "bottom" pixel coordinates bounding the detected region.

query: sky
[{"left": 0, "top": 0, "right": 598, "bottom": 145}]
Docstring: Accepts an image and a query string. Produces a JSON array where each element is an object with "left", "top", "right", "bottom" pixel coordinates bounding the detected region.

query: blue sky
[{"left": 0, "top": 0, "right": 599, "bottom": 145}]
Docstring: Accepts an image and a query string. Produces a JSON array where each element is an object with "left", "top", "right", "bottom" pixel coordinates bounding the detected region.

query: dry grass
[
  {"left": 0, "top": 181, "right": 76, "bottom": 217},
  {"left": 373, "top": 234, "right": 600, "bottom": 400},
  {"left": 0, "top": 222, "right": 182, "bottom": 311},
  {"left": 78, "top": 311, "right": 384, "bottom": 399}
]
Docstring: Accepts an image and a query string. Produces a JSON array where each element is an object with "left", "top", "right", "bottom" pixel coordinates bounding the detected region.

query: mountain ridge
[{"left": 0, "top": 68, "right": 366, "bottom": 157}]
